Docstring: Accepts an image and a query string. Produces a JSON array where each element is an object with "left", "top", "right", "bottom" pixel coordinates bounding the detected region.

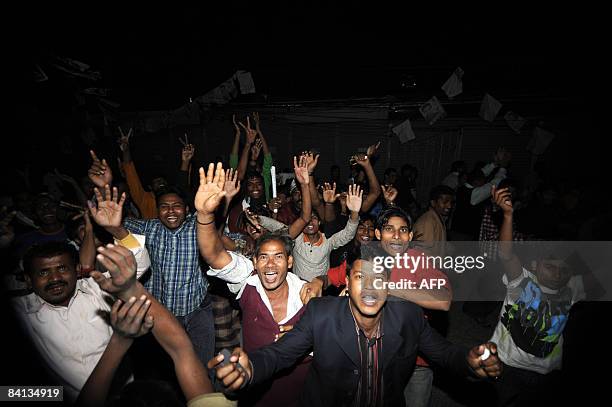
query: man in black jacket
[{"left": 208, "top": 255, "right": 502, "bottom": 406}]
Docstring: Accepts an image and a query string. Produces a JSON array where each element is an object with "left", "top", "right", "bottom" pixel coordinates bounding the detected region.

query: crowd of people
[{"left": 0, "top": 112, "right": 605, "bottom": 406}]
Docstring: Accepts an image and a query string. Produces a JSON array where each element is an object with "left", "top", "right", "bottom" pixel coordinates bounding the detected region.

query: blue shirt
[{"left": 124, "top": 214, "right": 207, "bottom": 316}]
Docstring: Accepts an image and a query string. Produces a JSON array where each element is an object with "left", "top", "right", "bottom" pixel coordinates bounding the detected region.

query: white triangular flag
[
  {"left": 479, "top": 94, "right": 502, "bottom": 122},
  {"left": 419, "top": 96, "right": 447, "bottom": 125},
  {"left": 392, "top": 119, "right": 416, "bottom": 143},
  {"left": 527, "top": 127, "right": 555, "bottom": 155},
  {"left": 441, "top": 67, "right": 464, "bottom": 99},
  {"left": 235, "top": 70, "right": 256, "bottom": 94},
  {"left": 504, "top": 111, "right": 526, "bottom": 134}
]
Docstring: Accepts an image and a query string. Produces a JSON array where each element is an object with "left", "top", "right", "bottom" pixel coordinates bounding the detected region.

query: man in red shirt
[{"left": 374, "top": 207, "right": 451, "bottom": 407}]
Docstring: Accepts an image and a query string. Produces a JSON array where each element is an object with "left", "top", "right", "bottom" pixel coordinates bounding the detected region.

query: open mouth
[
  {"left": 263, "top": 271, "right": 278, "bottom": 284},
  {"left": 388, "top": 242, "right": 405, "bottom": 252},
  {"left": 359, "top": 235, "right": 370, "bottom": 242},
  {"left": 361, "top": 294, "right": 378, "bottom": 307},
  {"left": 166, "top": 216, "right": 179, "bottom": 223}
]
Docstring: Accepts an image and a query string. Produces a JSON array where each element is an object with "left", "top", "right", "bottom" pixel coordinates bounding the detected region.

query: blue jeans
[
  {"left": 404, "top": 365, "right": 433, "bottom": 407},
  {"left": 176, "top": 295, "right": 215, "bottom": 368}
]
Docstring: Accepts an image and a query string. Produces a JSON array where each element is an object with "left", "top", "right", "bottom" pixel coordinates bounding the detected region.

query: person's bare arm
[
  {"left": 353, "top": 153, "right": 381, "bottom": 212},
  {"left": 230, "top": 114, "right": 241, "bottom": 169},
  {"left": 493, "top": 186, "right": 522, "bottom": 281},
  {"left": 237, "top": 117, "right": 257, "bottom": 180},
  {"left": 194, "top": 163, "right": 234, "bottom": 269},
  {"left": 76, "top": 297, "right": 154, "bottom": 407},
  {"left": 79, "top": 212, "right": 97, "bottom": 271},
  {"left": 288, "top": 156, "right": 312, "bottom": 239},
  {"left": 302, "top": 152, "right": 325, "bottom": 219},
  {"left": 90, "top": 245, "right": 214, "bottom": 400}
]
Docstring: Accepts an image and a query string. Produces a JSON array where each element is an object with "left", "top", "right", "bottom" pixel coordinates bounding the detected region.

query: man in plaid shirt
[{"left": 123, "top": 186, "right": 214, "bottom": 366}]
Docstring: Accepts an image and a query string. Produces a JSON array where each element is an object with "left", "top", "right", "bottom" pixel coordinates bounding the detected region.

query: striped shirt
[
  {"left": 124, "top": 214, "right": 208, "bottom": 316},
  {"left": 350, "top": 302, "right": 384, "bottom": 407}
]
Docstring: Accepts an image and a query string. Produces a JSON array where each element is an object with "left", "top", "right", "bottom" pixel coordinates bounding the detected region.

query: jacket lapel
[
  {"left": 381, "top": 304, "right": 403, "bottom": 371},
  {"left": 337, "top": 300, "right": 361, "bottom": 368}
]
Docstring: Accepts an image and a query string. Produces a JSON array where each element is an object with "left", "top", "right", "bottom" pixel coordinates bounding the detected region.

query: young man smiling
[{"left": 208, "top": 251, "right": 502, "bottom": 407}]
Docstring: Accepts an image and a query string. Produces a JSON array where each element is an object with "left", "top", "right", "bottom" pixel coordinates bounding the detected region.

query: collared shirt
[
  {"left": 124, "top": 214, "right": 207, "bottom": 317},
  {"left": 11, "top": 278, "right": 115, "bottom": 401},
  {"left": 208, "top": 251, "right": 306, "bottom": 324},
  {"left": 349, "top": 302, "right": 384, "bottom": 407}
]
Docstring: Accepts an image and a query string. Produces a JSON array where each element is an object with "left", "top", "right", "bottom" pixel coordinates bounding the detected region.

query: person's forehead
[
  {"left": 32, "top": 253, "right": 74, "bottom": 269},
  {"left": 247, "top": 177, "right": 263, "bottom": 184},
  {"left": 158, "top": 194, "right": 184, "bottom": 205},
  {"left": 259, "top": 240, "right": 286, "bottom": 253}
]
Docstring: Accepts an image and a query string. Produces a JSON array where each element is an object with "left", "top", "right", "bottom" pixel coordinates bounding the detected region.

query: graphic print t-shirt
[{"left": 490, "top": 268, "right": 585, "bottom": 374}]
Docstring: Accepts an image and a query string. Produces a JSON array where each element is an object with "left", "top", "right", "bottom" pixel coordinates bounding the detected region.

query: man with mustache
[
  {"left": 208, "top": 249, "right": 502, "bottom": 406},
  {"left": 11, "top": 239, "right": 148, "bottom": 402}
]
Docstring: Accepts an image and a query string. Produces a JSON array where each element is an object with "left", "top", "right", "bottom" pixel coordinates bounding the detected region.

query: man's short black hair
[
  {"left": 346, "top": 243, "right": 391, "bottom": 278},
  {"left": 254, "top": 232, "right": 295, "bottom": 257},
  {"left": 155, "top": 186, "right": 187, "bottom": 206},
  {"left": 245, "top": 171, "right": 264, "bottom": 183},
  {"left": 430, "top": 185, "right": 456, "bottom": 201},
  {"left": 23, "top": 242, "right": 78, "bottom": 275},
  {"left": 375, "top": 207, "right": 412, "bottom": 231}
]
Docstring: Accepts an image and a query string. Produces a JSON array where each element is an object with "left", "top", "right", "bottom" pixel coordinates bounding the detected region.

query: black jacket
[{"left": 249, "top": 296, "right": 473, "bottom": 407}]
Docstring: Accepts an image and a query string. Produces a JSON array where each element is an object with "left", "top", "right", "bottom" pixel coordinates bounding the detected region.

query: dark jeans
[
  {"left": 494, "top": 364, "right": 562, "bottom": 407},
  {"left": 176, "top": 294, "right": 215, "bottom": 368}
]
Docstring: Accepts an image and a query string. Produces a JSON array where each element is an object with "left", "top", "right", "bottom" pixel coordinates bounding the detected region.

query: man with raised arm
[{"left": 194, "top": 160, "right": 321, "bottom": 406}]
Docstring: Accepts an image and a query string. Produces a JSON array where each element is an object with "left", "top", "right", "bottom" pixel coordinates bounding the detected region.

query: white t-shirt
[{"left": 490, "top": 267, "right": 585, "bottom": 374}]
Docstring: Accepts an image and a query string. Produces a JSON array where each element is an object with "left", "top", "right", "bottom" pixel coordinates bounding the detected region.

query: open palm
[
  {"left": 195, "top": 163, "right": 227, "bottom": 215},
  {"left": 346, "top": 184, "right": 363, "bottom": 212},
  {"left": 89, "top": 185, "right": 125, "bottom": 228}
]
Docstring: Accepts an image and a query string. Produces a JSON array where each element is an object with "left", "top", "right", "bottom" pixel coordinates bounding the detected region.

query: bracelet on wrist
[{"left": 196, "top": 216, "right": 215, "bottom": 226}]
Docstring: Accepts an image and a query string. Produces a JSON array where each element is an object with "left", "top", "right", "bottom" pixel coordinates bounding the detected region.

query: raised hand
[
  {"left": 239, "top": 117, "right": 258, "bottom": 145},
  {"left": 110, "top": 296, "right": 154, "bottom": 338},
  {"left": 117, "top": 126, "right": 132, "bottom": 152},
  {"left": 366, "top": 141, "right": 381, "bottom": 157},
  {"left": 91, "top": 244, "right": 138, "bottom": 296},
  {"left": 252, "top": 111, "right": 262, "bottom": 133},
  {"left": 322, "top": 182, "right": 340, "bottom": 203},
  {"left": 250, "top": 138, "right": 263, "bottom": 161},
  {"left": 351, "top": 152, "right": 370, "bottom": 168},
  {"left": 88, "top": 150, "right": 113, "bottom": 188},
  {"left": 294, "top": 155, "right": 310, "bottom": 185},
  {"left": 346, "top": 184, "right": 363, "bottom": 213},
  {"left": 381, "top": 185, "right": 398, "bottom": 205},
  {"left": 194, "top": 163, "right": 227, "bottom": 216},
  {"left": 223, "top": 168, "right": 241, "bottom": 201},
  {"left": 301, "top": 151, "right": 320, "bottom": 174},
  {"left": 492, "top": 186, "right": 513, "bottom": 213},
  {"left": 89, "top": 184, "right": 126, "bottom": 228},
  {"left": 181, "top": 144, "right": 195, "bottom": 162}
]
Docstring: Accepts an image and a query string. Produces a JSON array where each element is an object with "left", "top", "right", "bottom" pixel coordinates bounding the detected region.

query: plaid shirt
[
  {"left": 124, "top": 214, "right": 207, "bottom": 316},
  {"left": 479, "top": 205, "right": 525, "bottom": 261}
]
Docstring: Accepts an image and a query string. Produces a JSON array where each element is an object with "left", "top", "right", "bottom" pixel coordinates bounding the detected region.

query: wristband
[{"left": 196, "top": 216, "right": 215, "bottom": 226}]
